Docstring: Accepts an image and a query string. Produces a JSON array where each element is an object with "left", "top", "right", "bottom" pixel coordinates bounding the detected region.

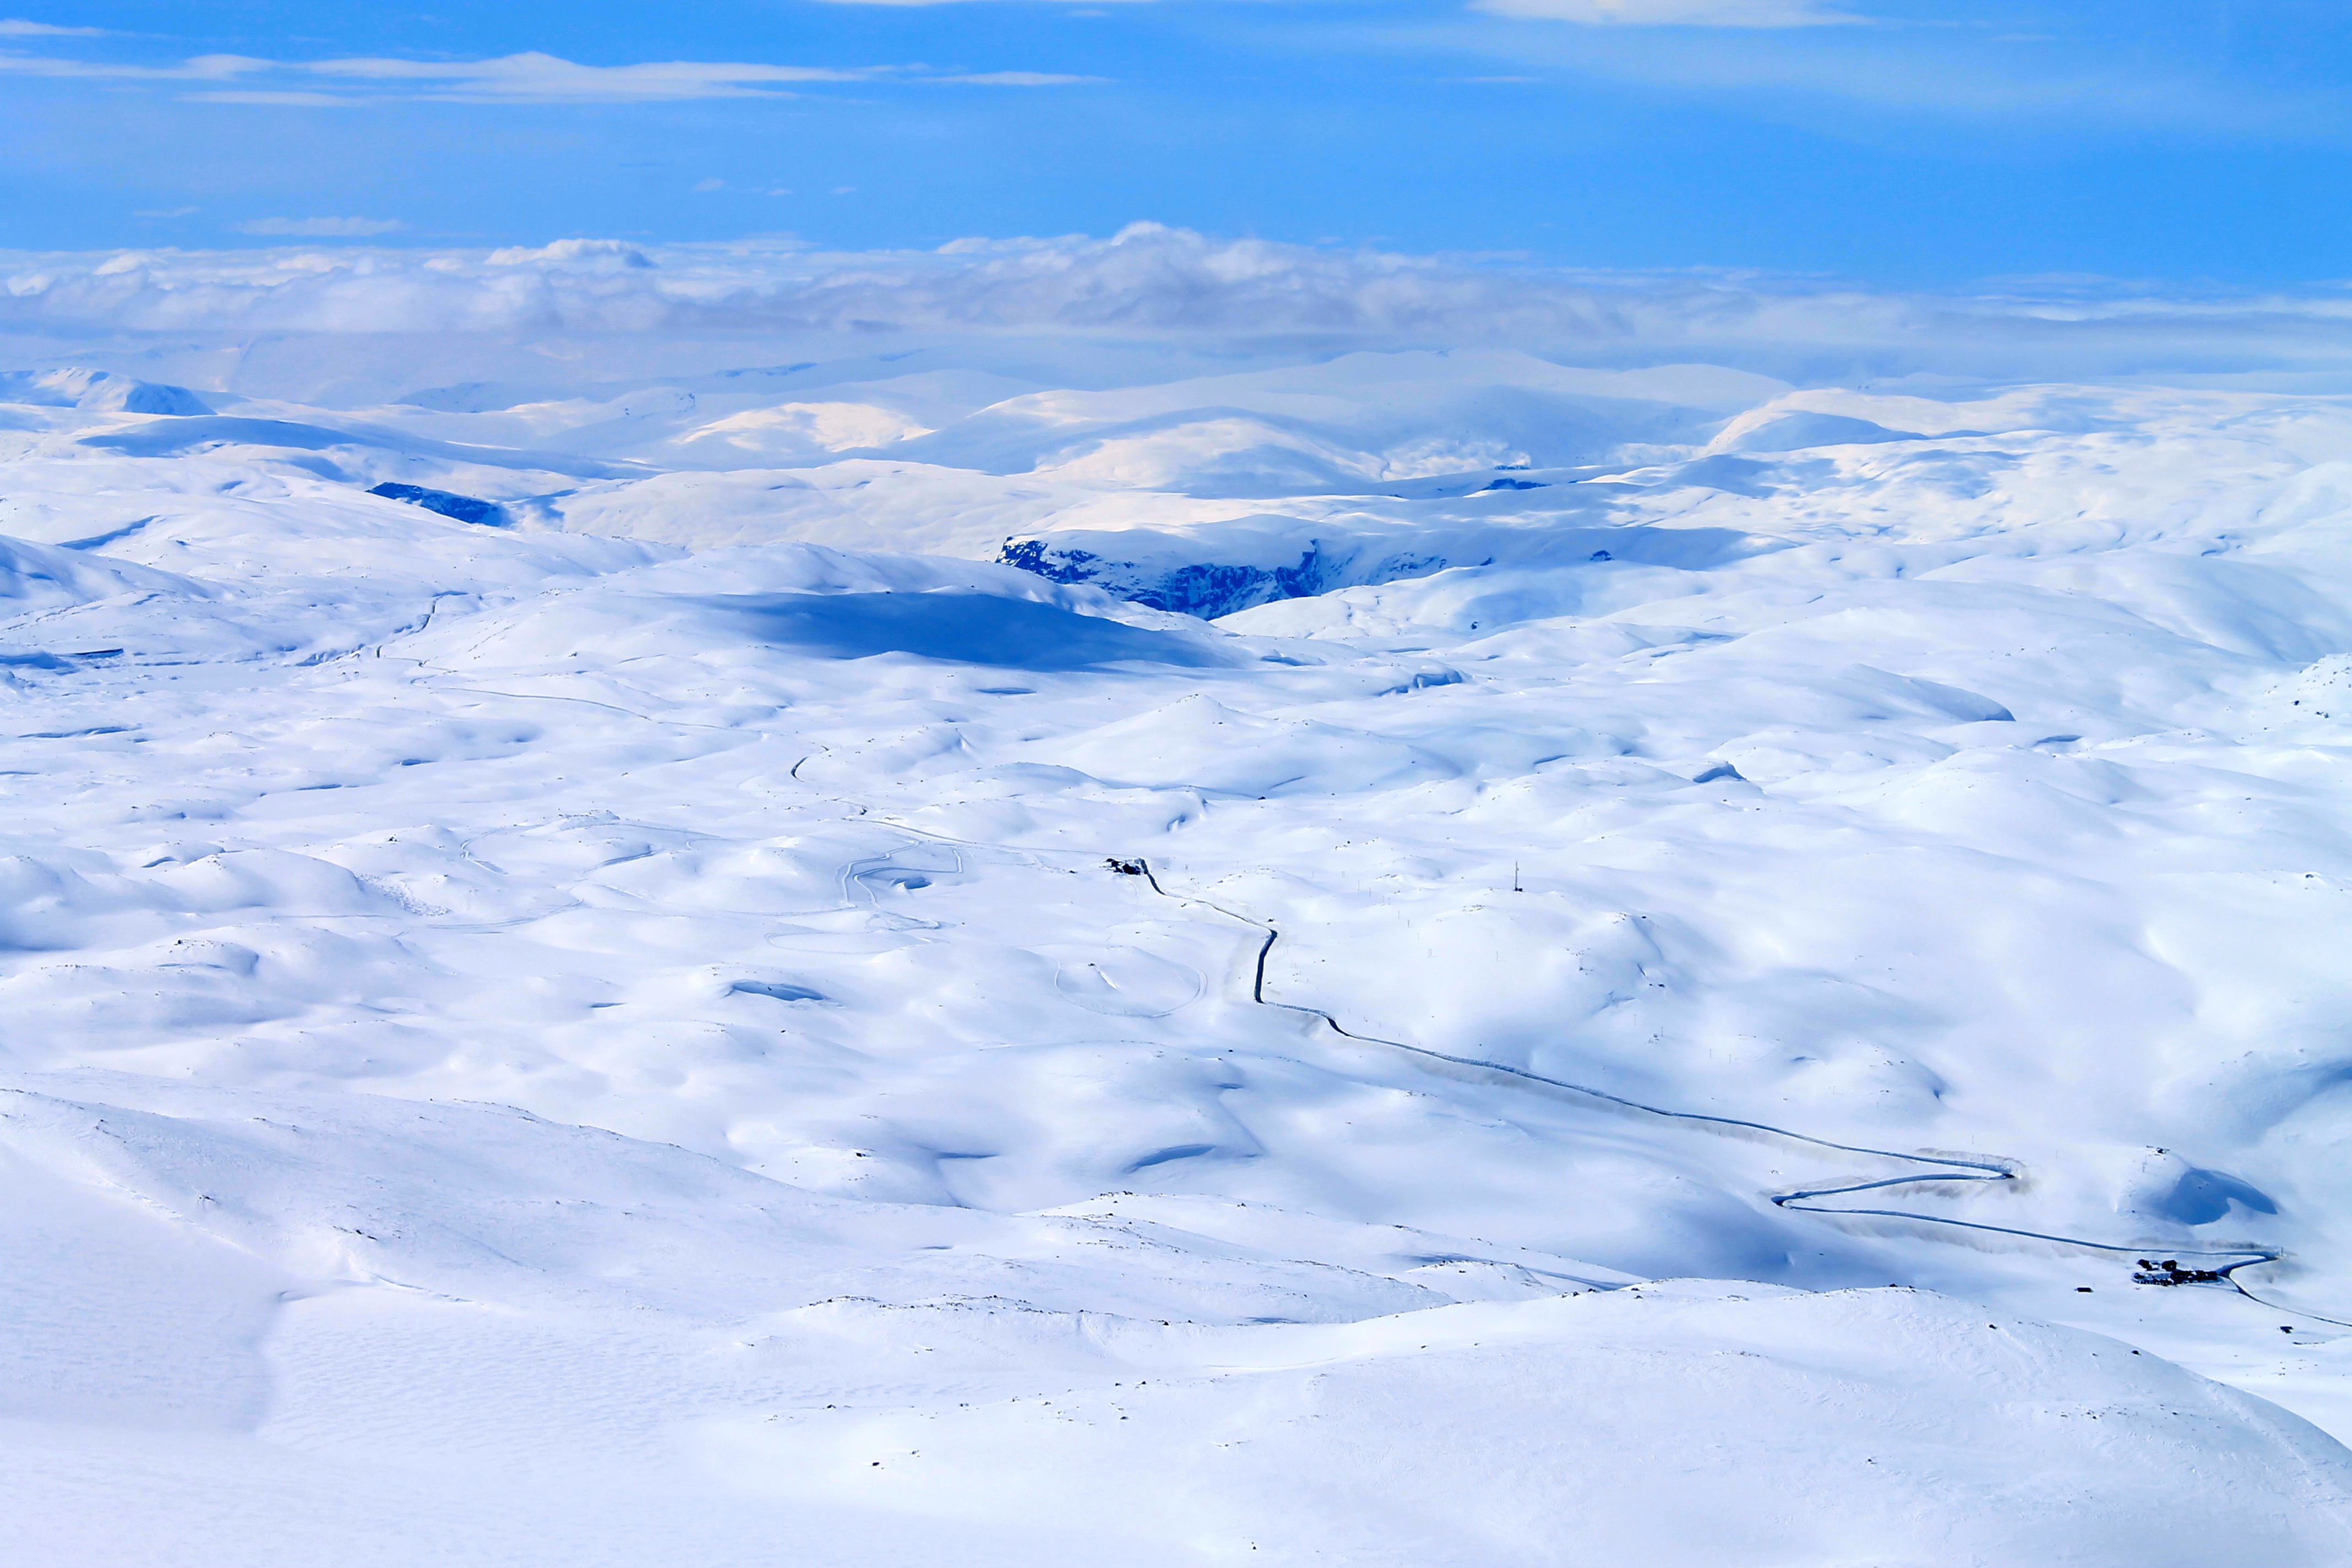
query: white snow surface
[{"left": 7, "top": 338, "right": 2352, "bottom": 1564}]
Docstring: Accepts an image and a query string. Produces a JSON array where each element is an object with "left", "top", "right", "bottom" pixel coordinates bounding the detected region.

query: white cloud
[
  {"left": 235, "top": 217, "right": 406, "bottom": 237},
  {"left": 8, "top": 225, "right": 2352, "bottom": 391},
  {"left": 295, "top": 51, "right": 863, "bottom": 102},
  {"left": 0, "top": 51, "right": 264, "bottom": 79},
  {"left": 1474, "top": 0, "right": 1866, "bottom": 25},
  {"left": 485, "top": 238, "right": 654, "bottom": 268},
  {"left": 0, "top": 18, "right": 103, "bottom": 36}
]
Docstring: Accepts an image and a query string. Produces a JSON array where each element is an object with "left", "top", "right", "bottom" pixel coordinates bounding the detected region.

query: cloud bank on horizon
[
  {"left": 0, "top": 2, "right": 2344, "bottom": 282},
  {"left": 10, "top": 226, "right": 2352, "bottom": 399}
]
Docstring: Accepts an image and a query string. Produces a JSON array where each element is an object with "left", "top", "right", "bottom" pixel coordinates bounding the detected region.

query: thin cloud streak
[
  {"left": 298, "top": 52, "right": 865, "bottom": 102},
  {"left": 1387, "top": 15, "right": 2352, "bottom": 141},
  {"left": 0, "top": 17, "right": 102, "bottom": 35},
  {"left": 1473, "top": 0, "right": 1866, "bottom": 26},
  {"left": 808, "top": 0, "right": 1155, "bottom": 8},
  {"left": 933, "top": 71, "right": 1108, "bottom": 85},
  {"left": 0, "top": 48, "right": 1098, "bottom": 104},
  {"left": 0, "top": 51, "right": 262, "bottom": 79}
]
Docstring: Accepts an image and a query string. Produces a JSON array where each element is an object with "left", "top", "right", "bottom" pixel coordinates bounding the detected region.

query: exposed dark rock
[{"left": 367, "top": 483, "right": 509, "bottom": 527}]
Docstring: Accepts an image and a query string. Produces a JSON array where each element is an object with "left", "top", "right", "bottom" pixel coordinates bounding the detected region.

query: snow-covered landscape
[{"left": 7, "top": 232, "right": 2352, "bottom": 1563}]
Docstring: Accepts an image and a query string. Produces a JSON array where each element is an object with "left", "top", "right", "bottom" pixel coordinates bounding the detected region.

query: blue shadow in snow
[
  {"left": 1123, "top": 1142, "right": 1219, "bottom": 1173},
  {"left": 730, "top": 980, "right": 827, "bottom": 1003},
  {"left": 2153, "top": 1167, "right": 2279, "bottom": 1226},
  {"left": 688, "top": 591, "right": 1229, "bottom": 672}
]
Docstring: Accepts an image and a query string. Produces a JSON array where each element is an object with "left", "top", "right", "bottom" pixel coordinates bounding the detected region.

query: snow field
[{"left": 4, "top": 348, "right": 2352, "bottom": 1561}]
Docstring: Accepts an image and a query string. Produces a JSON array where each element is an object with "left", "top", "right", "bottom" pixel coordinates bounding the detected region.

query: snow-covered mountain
[{"left": 6, "top": 340, "right": 2352, "bottom": 1564}]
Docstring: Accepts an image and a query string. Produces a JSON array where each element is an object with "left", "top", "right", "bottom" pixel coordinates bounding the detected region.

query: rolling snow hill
[{"left": 4, "top": 343, "right": 2352, "bottom": 1564}]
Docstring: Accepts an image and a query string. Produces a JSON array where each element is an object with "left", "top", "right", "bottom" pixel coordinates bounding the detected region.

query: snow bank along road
[{"left": 5, "top": 349, "right": 2352, "bottom": 1564}]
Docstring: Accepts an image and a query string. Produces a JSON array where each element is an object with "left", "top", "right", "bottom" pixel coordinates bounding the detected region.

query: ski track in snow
[{"left": 6, "top": 345, "right": 2352, "bottom": 1562}]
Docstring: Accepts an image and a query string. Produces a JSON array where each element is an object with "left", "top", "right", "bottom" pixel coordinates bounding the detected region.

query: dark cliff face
[
  {"left": 988, "top": 447, "right": 1787, "bottom": 620},
  {"left": 367, "top": 482, "right": 510, "bottom": 527},
  {"left": 998, "top": 537, "right": 1336, "bottom": 617},
  {"left": 999, "top": 536, "right": 1460, "bottom": 619}
]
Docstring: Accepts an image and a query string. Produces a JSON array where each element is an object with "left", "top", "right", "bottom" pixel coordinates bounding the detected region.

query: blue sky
[{"left": 0, "top": 1, "right": 2343, "bottom": 283}]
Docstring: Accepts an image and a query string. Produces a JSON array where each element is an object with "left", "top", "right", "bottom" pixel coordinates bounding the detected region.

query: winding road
[
  {"left": 1117, "top": 856, "right": 2351, "bottom": 1331},
  {"left": 814, "top": 794, "right": 2343, "bottom": 1330}
]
